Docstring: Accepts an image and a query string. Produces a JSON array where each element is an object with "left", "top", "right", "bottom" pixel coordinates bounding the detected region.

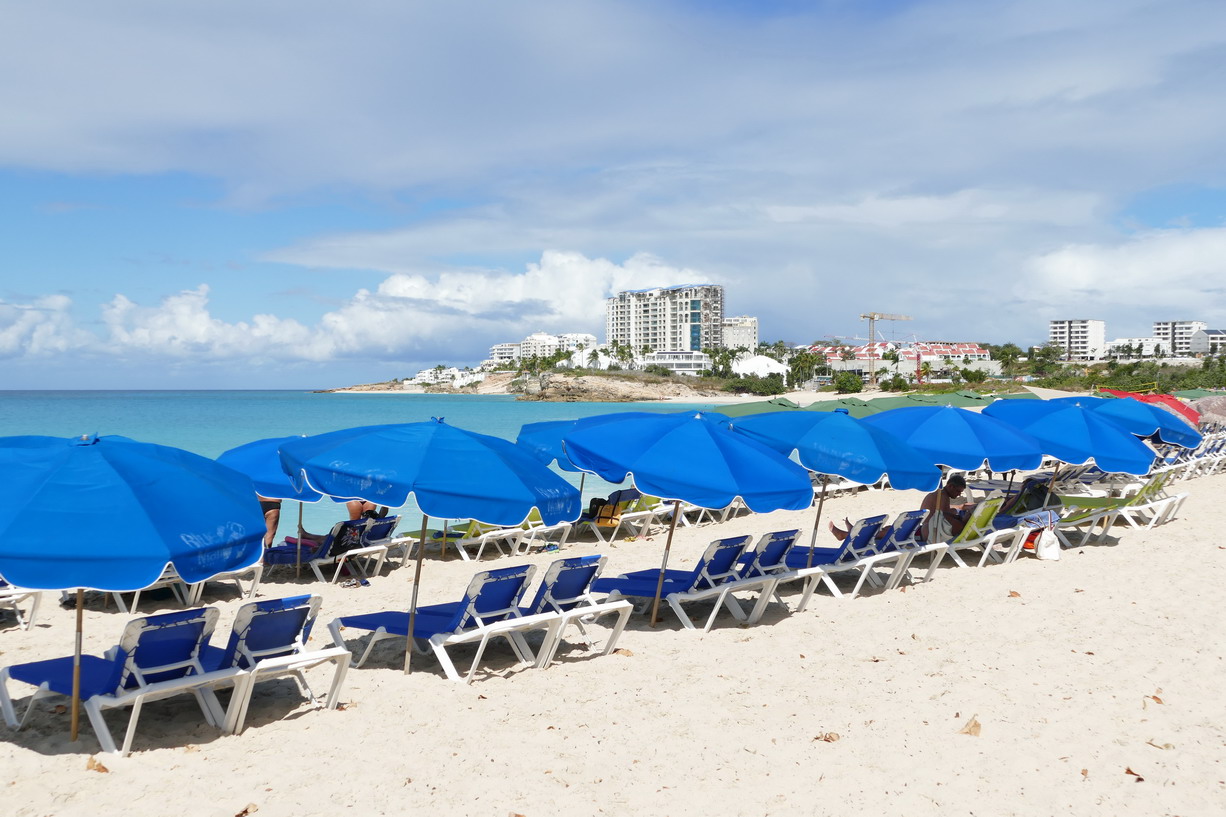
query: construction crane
[{"left": 859, "top": 312, "right": 913, "bottom": 388}]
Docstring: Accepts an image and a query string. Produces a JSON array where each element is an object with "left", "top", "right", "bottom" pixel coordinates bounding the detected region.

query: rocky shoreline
[{"left": 319, "top": 371, "right": 728, "bottom": 402}]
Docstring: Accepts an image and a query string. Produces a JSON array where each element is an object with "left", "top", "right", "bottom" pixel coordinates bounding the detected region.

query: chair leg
[
  {"left": 667, "top": 595, "right": 698, "bottom": 629},
  {"left": 84, "top": 700, "right": 120, "bottom": 755}
]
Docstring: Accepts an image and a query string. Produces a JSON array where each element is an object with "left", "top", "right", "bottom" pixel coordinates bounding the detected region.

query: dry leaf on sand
[
  {"left": 85, "top": 756, "right": 109, "bottom": 773},
  {"left": 958, "top": 715, "right": 981, "bottom": 736},
  {"left": 235, "top": 805, "right": 259, "bottom": 816},
  {"left": 812, "top": 732, "right": 840, "bottom": 743},
  {"left": 1008, "top": 591, "right": 1021, "bottom": 598},
  {"left": 1124, "top": 767, "right": 1145, "bottom": 782},
  {"left": 613, "top": 648, "right": 634, "bottom": 657}
]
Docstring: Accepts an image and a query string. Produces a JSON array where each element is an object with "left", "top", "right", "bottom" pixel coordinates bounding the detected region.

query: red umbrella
[{"left": 1098, "top": 389, "right": 1199, "bottom": 425}]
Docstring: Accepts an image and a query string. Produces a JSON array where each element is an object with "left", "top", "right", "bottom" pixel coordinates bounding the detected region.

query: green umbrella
[
  {"left": 716, "top": 397, "right": 802, "bottom": 418},
  {"left": 803, "top": 399, "right": 880, "bottom": 418}
]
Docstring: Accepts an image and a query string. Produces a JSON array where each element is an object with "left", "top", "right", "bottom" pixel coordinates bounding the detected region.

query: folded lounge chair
[
  {"left": 0, "top": 607, "right": 235, "bottom": 756},
  {"left": 328, "top": 564, "right": 559, "bottom": 683}
]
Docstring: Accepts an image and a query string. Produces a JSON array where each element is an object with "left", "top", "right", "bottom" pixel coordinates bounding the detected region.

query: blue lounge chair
[
  {"left": 871, "top": 509, "right": 928, "bottom": 589},
  {"left": 328, "top": 564, "right": 558, "bottom": 683},
  {"left": 778, "top": 514, "right": 895, "bottom": 608},
  {"left": 0, "top": 607, "right": 235, "bottom": 756},
  {"left": 714, "top": 528, "right": 802, "bottom": 625},
  {"left": 736, "top": 529, "right": 801, "bottom": 579},
  {"left": 519, "top": 555, "right": 632, "bottom": 667},
  {"left": 265, "top": 519, "right": 387, "bottom": 582},
  {"left": 198, "top": 595, "right": 350, "bottom": 735},
  {"left": 591, "top": 535, "right": 752, "bottom": 630}
]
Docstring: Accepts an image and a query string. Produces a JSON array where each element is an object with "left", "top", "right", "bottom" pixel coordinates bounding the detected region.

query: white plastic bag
[{"left": 1033, "top": 528, "right": 1060, "bottom": 560}]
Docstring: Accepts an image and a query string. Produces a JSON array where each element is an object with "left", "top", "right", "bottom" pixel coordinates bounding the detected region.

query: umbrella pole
[
  {"left": 296, "top": 502, "right": 304, "bottom": 579},
  {"left": 807, "top": 475, "right": 829, "bottom": 569},
  {"left": 405, "top": 515, "right": 429, "bottom": 674},
  {"left": 649, "top": 501, "right": 682, "bottom": 627},
  {"left": 70, "top": 589, "right": 83, "bottom": 741}
]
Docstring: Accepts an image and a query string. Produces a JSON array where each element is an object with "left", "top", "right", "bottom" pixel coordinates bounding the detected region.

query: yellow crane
[{"left": 859, "top": 312, "right": 913, "bottom": 387}]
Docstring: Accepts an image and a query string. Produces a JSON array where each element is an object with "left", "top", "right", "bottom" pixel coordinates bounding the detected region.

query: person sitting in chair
[{"left": 921, "top": 474, "right": 973, "bottom": 542}]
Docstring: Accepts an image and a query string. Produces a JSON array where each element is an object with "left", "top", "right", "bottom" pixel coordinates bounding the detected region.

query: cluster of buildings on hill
[
  {"left": 406, "top": 283, "right": 1003, "bottom": 387},
  {"left": 1048, "top": 320, "right": 1226, "bottom": 361},
  {"left": 413, "top": 288, "right": 1226, "bottom": 388},
  {"left": 478, "top": 284, "right": 766, "bottom": 378}
]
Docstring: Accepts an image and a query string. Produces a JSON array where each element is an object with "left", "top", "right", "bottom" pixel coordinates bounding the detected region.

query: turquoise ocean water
[{"left": 0, "top": 390, "right": 714, "bottom": 535}]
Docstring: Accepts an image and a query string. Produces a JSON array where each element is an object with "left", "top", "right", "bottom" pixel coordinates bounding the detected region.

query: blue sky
[{"left": 3, "top": 0, "right": 1226, "bottom": 389}]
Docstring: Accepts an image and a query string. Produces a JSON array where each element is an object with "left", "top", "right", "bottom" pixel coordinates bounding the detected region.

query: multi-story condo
[
  {"left": 722, "top": 315, "right": 759, "bottom": 350},
  {"left": 1048, "top": 319, "right": 1106, "bottom": 360},
  {"left": 1152, "top": 321, "right": 1206, "bottom": 357},
  {"left": 488, "top": 332, "right": 597, "bottom": 363},
  {"left": 606, "top": 284, "right": 725, "bottom": 352},
  {"left": 488, "top": 342, "right": 520, "bottom": 364}
]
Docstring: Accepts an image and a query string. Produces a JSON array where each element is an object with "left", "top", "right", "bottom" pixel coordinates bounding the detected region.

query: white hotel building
[
  {"left": 605, "top": 284, "right": 725, "bottom": 353},
  {"left": 486, "top": 332, "right": 597, "bottom": 365},
  {"left": 1049, "top": 319, "right": 1106, "bottom": 361},
  {"left": 1152, "top": 320, "right": 1207, "bottom": 357},
  {"left": 722, "top": 315, "right": 759, "bottom": 350}
]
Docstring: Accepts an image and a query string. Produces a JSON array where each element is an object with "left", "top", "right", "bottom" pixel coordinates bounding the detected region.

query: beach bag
[
  {"left": 1033, "top": 528, "right": 1060, "bottom": 560},
  {"left": 332, "top": 522, "right": 366, "bottom": 556}
]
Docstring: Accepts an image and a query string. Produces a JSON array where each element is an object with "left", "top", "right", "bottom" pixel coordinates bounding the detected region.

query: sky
[{"left": 2, "top": 0, "right": 1226, "bottom": 389}]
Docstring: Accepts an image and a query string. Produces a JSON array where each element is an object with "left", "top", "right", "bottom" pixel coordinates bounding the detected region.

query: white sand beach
[{"left": 2, "top": 466, "right": 1223, "bottom": 816}]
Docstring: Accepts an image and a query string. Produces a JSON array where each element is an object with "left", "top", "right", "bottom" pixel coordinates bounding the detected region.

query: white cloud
[
  {"left": 0, "top": 296, "right": 94, "bottom": 357},
  {"left": 2, "top": 253, "right": 706, "bottom": 367},
  {"left": 1021, "top": 227, "right": 1226, "bottom": 325}
]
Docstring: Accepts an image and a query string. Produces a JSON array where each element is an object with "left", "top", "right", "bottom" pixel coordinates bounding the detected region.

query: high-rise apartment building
[
  {"left": 1152, "top": 321, "right": 1206, "bottom": 357},
  {"left": 1048, "top": 319, "right": 1106, "bottom": 360},
  {"left": 722, "top": 315, "right": 759, "bottom": 350},
  {"left": 606, "top": 284, "right": 725, "bottom": 352}
]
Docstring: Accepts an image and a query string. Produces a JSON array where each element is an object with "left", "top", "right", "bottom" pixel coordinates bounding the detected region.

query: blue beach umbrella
[
  {"left": 728, "top": 409, "right": 942, "bottom": 561},
  {"left": 280, "top": 419, "right": 580, "bottom": 526},
  {"left": 0, "top": 433, "right": 265, "bottom": 740},
  {"left": 982, "top": 400, "right": 1157, "bottom": 475},
  {"left": 218, "top": 435, "right": 327, "bottom": 575},
  {"left": 279, "top": 418, "right": 581, "bottom": 672},
  {"left": 861, "top": 405, "right": 1045, "bottom": 473},
  {"left": 517, "top": 412, "right": 671, "bottom": 473},
  {"left": 217, "top": 436, "right": 325, "bottom": 502},
  {"left": 517, "top": 410, "right": 723, "bottom": 472},
  {"left": 561, "top": 411, "right": 813, "bottom": 624},
  {"left": 0, "top": 435, "right": 264, "bottom": 590},
  {"left": 730, "top": 410, "right": 941, "bottom": 492},
  {"left": 1051, "top": 396, "right": 1203, "bottom": 449}
]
